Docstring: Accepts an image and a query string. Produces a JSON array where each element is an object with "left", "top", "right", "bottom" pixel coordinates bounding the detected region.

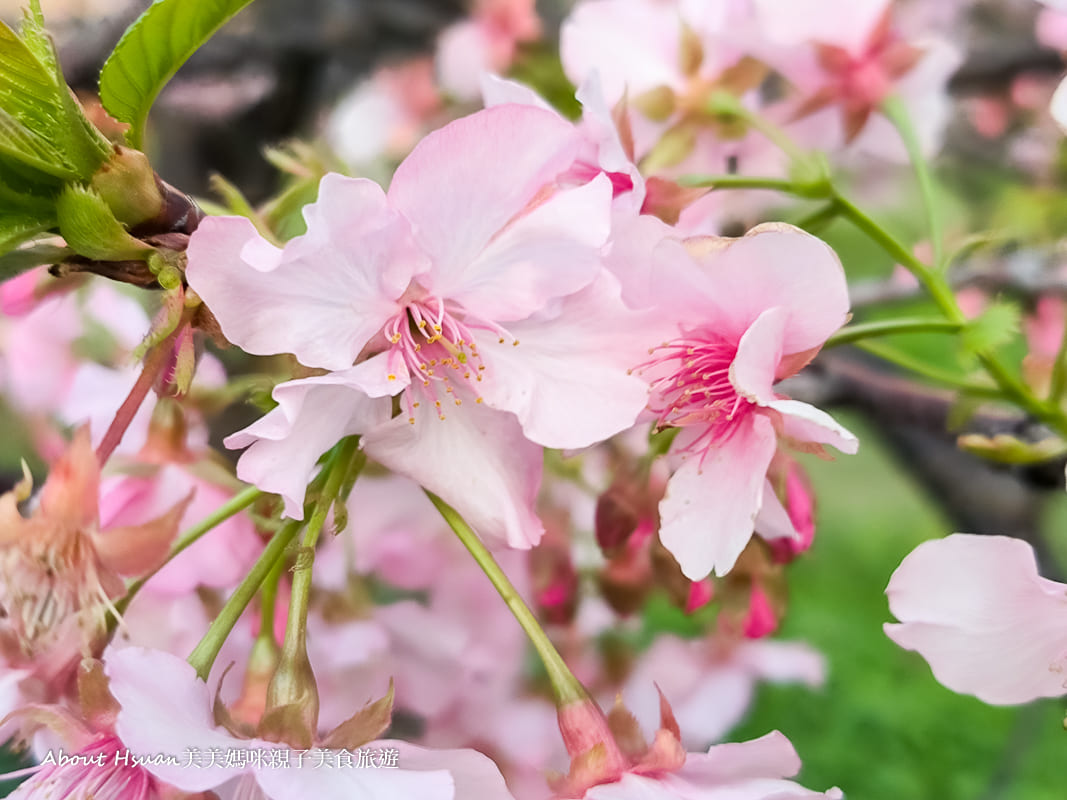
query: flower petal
[
  {"left": 474, "top": 273, "right": 650, "bottom": 449},
  {"left": 730, "top": 307, "right": 788, "bottom": 405},
  {"left": 659, "top": 413, "right": 778, "bottom": 579},
  {"left": 450, "top": 175, "right": 613, "bottom": 321},
  {"left": 885, "top": 533, "right": 1067, "bottom": 704},
  {"left": 689, "top": 224, "right": 850, "bottom": 355},
  {"left": 254, "top": 750, "right": 455, "bottom": 800},
  {"left": 389, "top": 741, "right": 517, "bottom": 800},
  {"left": 361, "top": 403, "right": 544, "bottom": 548},
  {"left": 106, "top": 647, "right": 249, "bottom": 791},
  {"left": 225, "top": 368, "right": 393, "bottom": 519},
  {"left": 755, "top": 481, "right": 799, "bottom": 542},
  {"left": 187, "top": 176, "right": 424, "bottom": 370},
  {"left": 388, "top": 105, "right": 581, "bottom": 301},
  {"left": 560, "top": 0, "right": 684, "bottom": 102},
  {"left": 767, "top": 399, "right": 859, "bottom": 455}
]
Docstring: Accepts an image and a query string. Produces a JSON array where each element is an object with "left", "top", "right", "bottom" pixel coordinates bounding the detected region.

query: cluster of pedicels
[{"left": 12, "top": 0, "right": 1065, "bottom": 798}]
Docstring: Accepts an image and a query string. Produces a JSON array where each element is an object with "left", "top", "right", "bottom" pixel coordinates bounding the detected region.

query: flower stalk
[{"left": 427, "top": 491, "right": 589, "bottom": 706}]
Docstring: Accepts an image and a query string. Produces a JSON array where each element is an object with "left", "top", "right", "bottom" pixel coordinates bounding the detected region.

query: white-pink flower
[
  {"left": 187, "top": 105, "right": 649, "bottom": 548},
  {"left": 105, "top": 647, "right": 516, "bottom": 800},
  {"left": 436, "top": 0, "right": 541, "bottom": 101},
  {"left": 619, "top": 222, "right": 857, "bottom": 579},
  {"left": 621, "top": 635, "right": 826, "bottom": 749},
  {"left": 573, "top": 732, "right": 842, "bottom": 800},
  {"left": 885, "top": 533, "right": 1067, "bottom": 705}
]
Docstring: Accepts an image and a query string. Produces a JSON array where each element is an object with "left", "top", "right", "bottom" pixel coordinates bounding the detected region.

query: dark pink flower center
[
  {"left": 640, "top": 333, "right": 753, "bottom": 453},
  {"left": 16, "top": 735, "right": 159, "bottom": 800}
]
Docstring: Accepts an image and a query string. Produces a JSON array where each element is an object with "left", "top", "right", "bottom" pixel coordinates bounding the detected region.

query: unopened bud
[{"left": 90, "top": 147, "right": 165, "bottom": 228}]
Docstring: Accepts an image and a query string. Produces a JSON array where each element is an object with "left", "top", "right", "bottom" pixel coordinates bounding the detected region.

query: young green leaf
[
  {"left": 959, "top": 300, "right": 1021, "bottom": 363},
  {"left": 99, "top": 0, "right": 257, "bottom": 150},
  {"left": 0, "top": 11, "right": 110, "bottom": 182},
  {"left": 56, "top": 184, "right": 154, "bottom": 263}
]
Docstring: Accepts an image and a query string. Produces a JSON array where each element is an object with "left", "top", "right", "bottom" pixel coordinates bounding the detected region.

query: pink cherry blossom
[
  {"left": 885, "top": 533, "right": 1067, "bottom": 705},
  {"left": 553, "top": 691, "right": 840, "bottom": 799},
  {"left": 6, "top": 734, "right": 177, "bottom": 800},
  {"left": 105, "top": 647, "right": 516, "bottom": 800},
  {"left": 574, "top": 732, "right": 842, "bottom": 800},
  {"left": 327, "top": 57, "right": 442, "bottom": 168},
  {"left": 436, "top": 0, "right": 542, "bottom": 101},
  {"left": 621, "top": 223, "right": 857, "bottom": 579},
  {"left": 751, "top": 0, "right": 960, "bottom": 158},
  {"left": 187, "top": 105, "right": 648, "bottom": 548},
  {"left": 620, "top": 635, "right": 825, "bottom": 749}
]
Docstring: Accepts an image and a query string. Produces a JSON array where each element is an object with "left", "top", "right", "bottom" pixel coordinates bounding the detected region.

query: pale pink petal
[
  {"left": 735, "top": 640, "right": 827, "bottom": 687},
  {"left": 660, "top": 413, "right": 779, "bottom": 579},
  {"left": 755, "top": 482, "right": 799, "bottom": 542},
  {"left": 885, "top": 534, "right": 1067, "bottom": 704},
  {"left": 225, "top": 370, "right": 392, "bottom": 519},
  {"left": 681, "top": 731, "right": 801, "bottom": 784},
  {"left": 753, "top": 0, "right": 889, "bottom": 55},
  {"left": 388, "top": 105, "right": 580, "bottom": 300},
  {"left": 1053, "top": 76, "right": 1067, "bottom": 134},
  {"left": 361, "top": 403, "right": 544, "bottom": 548},
  {"left": 437, "top": 21, "right": 496, "bottom": 102},
  {"left": 603, "top": 213, "right": 684, "bottom": 311},
  {"left": 574, "top": 74, "right": 645, "bottom": 210},
  {"left": 389, "top": 741, "right": 516, "bottom": 800},
  {"left": 327, "top": 75, "right": 407, "bottom": 165},
  {"left": 1037, "top": 9, "right": 1067, "bottom": 51},
  {"left": 560, "top": 0, "right": 684, "bottom": 102},
  {"left": 254, "top": 753, "right": 454, "bottom": 800},
  {"left": 187, "top": 177, "right": 423, "bottom": 370},
  {"left": 481, "top": 73, "right": 555, "bottom": 111},
  {"left": 474, "top": 273, "right": 650, "bottom": 448},
  {"left": 61, "top": 363, "right": 154, "bottom": 455},
  {"left": 622, "top": 637, "right": 754, "bottom": 748},
  {"left": 766, "top": 399, "right": 859, "bottom": 454},
  {"left": 852, "top": 38, "right": 962, "bottom": 161},
  {"left": 691, "top": 224, "right": 850, "bottom": 355},
  {"left": 448, "top": 175, "right": 612, "bottom": 322},
  {"left": 730, "top": 308, "right": 789, "bottom": 405},
  {"left": 105, "top": 648, "right": 251, "bottom": 791},
  {"left": 583, "top": 773, "right": 679, "bottom": 800}
]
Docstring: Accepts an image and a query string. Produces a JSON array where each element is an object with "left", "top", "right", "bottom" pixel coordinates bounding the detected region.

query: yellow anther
[{"left": 387, "top": 374, "right": 397, "bottom": 381}]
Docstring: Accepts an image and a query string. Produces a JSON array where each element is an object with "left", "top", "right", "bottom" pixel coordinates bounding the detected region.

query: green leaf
[
  {"left": 100, "top": 0, "right": 258, "bottom": 149},
  {"left": 959, "top": 300, "right": 1021, "bottom": 363},
  {"left": 0, "top": 241, "right": 70, "bottom": 282},
  {"left": 0, "top": 215, "right": 53, "bottom": 256},
  {"left": 56, "top": 184, "right": 153, "bottom": 262},
  {"left": 0, "top": 11, "right": 109, "bottom": 181}
]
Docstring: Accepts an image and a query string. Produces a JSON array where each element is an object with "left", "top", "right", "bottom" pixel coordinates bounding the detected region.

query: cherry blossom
[
  {"left": 0, "top": 428, "right": 187, "bottom": 737},
  {"left": 553, "top": 691, "right": 840, "bottom": 799},
  {"left": 104, "top": 647, "right": 515, "bottom": 800},
  {"left": 618, "top": 222, "right": 857, "bottom": 579},
  {"left": 885, "top": 533, "right": 1067, "bottom": 705},
  {"left": 620, "top": 635, "right": 825, "bottom": 750},
  {"left": 436, "top": 0, "right": 541, "bottom": 101},
  {"left": 188, "top": 104, "right": 648, "bottom": 548}
]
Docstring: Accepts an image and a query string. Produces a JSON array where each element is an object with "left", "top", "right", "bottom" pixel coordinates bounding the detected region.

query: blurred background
[{"left": 0, "top": 0, "right": 1065, "bottom": 798}]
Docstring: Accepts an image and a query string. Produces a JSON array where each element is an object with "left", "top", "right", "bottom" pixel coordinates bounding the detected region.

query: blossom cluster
[{"left": 0, "top": 0, "right": 1065, "bottom": 798}]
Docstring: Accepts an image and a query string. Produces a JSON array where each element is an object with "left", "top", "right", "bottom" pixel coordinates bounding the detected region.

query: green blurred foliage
[{"left": 731, "top": 413, "right": 1065, "bottom": 799}]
